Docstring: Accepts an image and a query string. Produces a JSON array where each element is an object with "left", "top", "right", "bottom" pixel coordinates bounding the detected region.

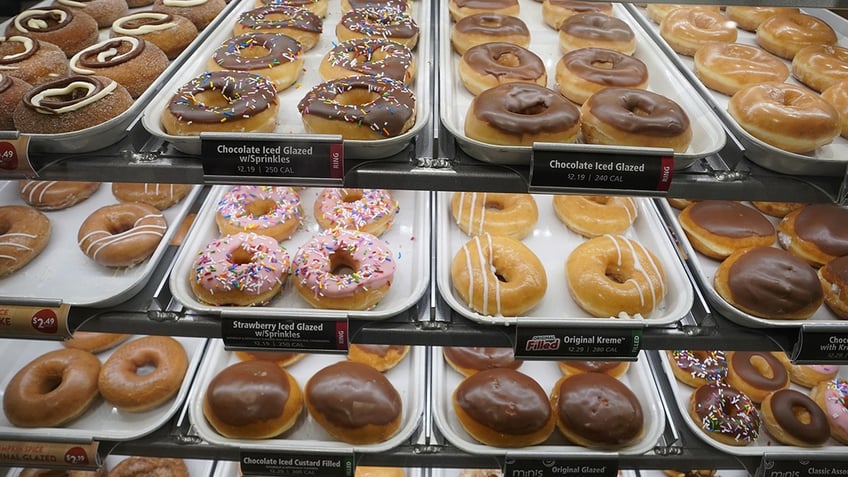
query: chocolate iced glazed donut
[
  {"left": 336, "top": 8, "right": 419, "bottom": 49},
  {"left": 151, "top": 0, "right": 226, "bottom": 30},
  {"left": 443, "top": 347, "right": 522, "bottom": 377},
  {"left": 209, "top": 32, "right": 303, "bottom": 91},
  {"left": 666, "top": 350, "right": 727, "bottom": 387},
  {"left": 762, "top": 389, "right": 830, "bottom": 446},
  {"left": 343, "top": 0, "right": 409, "bottom": 13},
  {"left": 70, "top": 37, "right": 169, "bottom": 98},
  {"left": 557, "top": 360, "right": 630, "bottom": 378},
  {"left": 556, "top": 47, "right": 648, "bottom": 104},
  {"left": 689, "top": 383, "right": 760, "bottom": 446},
  {"left": 451, "top": 13, "right": 530, "bottom": 55},
  {"left": 6, "top": 6, "right": 98, "bottom": 57},
  {"left": 320, "top": 38, "right": 415, "bottom": 84},
  {"left": 449, "top": 0, "right": 519, "bottom": 22},
  {"left": 453, "top": 368, "right": 554, "bottom": 447},
  {"left": 558, "top": 12, "right": 635, "bottom": 55},
  {"left": 778, "top": 204, "right": 848, "bottom": 268},
  {"left": 53, "top": 0, "right": 128, "bottom": 28},
  {"left": 541, "top": 0, "right": 611, "bottom": 29},
  {"left": 235, "top": 5, "right": 323, "bottom": 51},
  {"left": 0, "top": 75, "right": 31, "bottom": 130},
  {"left": 111, "top": 12, "right": 198, "bottom": 60},
  {"left": 726, "top": 351, "right": 789, "bottom": 403},
  {"left": 677, "top": 200, "right": 775, "bottom": 260},
  {"left": 459, "top": 43, "right": 546, "bottom": 96},
  {"left": 0, "top": 36, "right": 69, "bottom": 86}
]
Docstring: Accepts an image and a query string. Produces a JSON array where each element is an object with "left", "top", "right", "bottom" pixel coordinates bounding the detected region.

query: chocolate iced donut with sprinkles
[
  {"left": 666, "top": 350, "right": 727, "bottom": 388},
  {"left": 209, "top": 32, "right": 303, "bottom": 91},
  {"left": 0, "top": 36, "right": 69, "bottom": 86},
  {"left": 215, "top": 185, "right": 303, "bottom": 242},
  {"left": 314, "top": 188, "right": 398, "bottom": 237},
  {"left": 234, "top": 5, "right": 323, "bottom": 51},
  {"left": 336, "top": 7, "right": 419, "bottom": 49},
  {"left": 255, "top": 0, "right": 329, "bottom": 18},
  {"left": 689, "top": 382, "right": 760, "bottom": 446},
  {"left": 320, "top": 38, "right": 415, "bottom": 84}
]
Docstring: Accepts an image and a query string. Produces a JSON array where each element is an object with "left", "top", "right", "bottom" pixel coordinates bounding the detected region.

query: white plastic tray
[
  {"left": 435, "top": 192, "right": 693, "bottom": 327},
  {"left": 0, "top": 335, "right": 207, "bottom": 441},
  {"left": 0, "top": 181, "right": 200, "bottom": 307},
  {"left": 6, "top": 456, "right": 214, "bottom": 477},
  {"left": 188, "top": 339, "right": 424, "bottom": 453},
  {"left": 439, "top": 1, "right": 726, "bottom": 166},
  {"left": 432, "top": 349, "right": 665, "bottom": 456}
]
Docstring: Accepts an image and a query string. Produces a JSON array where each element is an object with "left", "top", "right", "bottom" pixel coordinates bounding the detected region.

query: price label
[
  {"left": 0, "top": 440, "right": 99, "bottom": 468},
  {"left": 0, "top": 304, "right": 70, "bottom": 339},
  {"left": 504, "top": 457, "right": 618, "bottom": 477},
  {"left": 514, "top": 327, "right": 642, "bottom": 360},
  {"left": 0, "top": 136, "right": 35, "bottom": 176},
  {"left": 240, "top": 451, "right": 354, "bottom": 477},
  {"left": 222, "top": 317, "right": 348, "bottom": 352},
  {"left": 760, "top": 455, "right": 848, "bottom": 477},
  {"left": 792, "top": 329, "right": 848, "bottom": 363}
]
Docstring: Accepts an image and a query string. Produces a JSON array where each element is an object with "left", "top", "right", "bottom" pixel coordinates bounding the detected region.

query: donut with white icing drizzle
[
  {"left": 0, "top": 36, "right": 69, "bottom": 86},
  {"left": 110, "top": 12, "right": 198, "bottom": 59},
  {"left": 0, "top": 205, "right": 51, "bottom": 276},
  {"left": 77, "top": 202, "right": 168, "bottom": 267},
  {"left": 70, "top": 36, "right": 168, "bottom": 98},
  {"left": 151, "top": 0, "right": 226, "bottom": 29},
  {"left": 5, "top": 6, "right": 99, "bottom": 57}
]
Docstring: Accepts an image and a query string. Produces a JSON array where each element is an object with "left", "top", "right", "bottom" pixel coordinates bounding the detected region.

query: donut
[
  {"left": 666, "top": 198, "right": 697, "bottom": 210},
  {"left": 778, "top": 204, "right": 848, "bottom": 268},
  {"left": 551, "top": 195, "right": 637, "bottom": 237},
  {"left": 750, "top": 201, "right": 805, "bottom": 218},
  {"left": 581, "top": 88, "right": 692, "bottom": 152},
  {"left": 0, "top": 75, "right": 31, "bottom": 130},
  {"left": 235, "top": 5, "right": 323, "bottom": 52},
  {"left": 6, "top": 7, "right": 98, "bottom": 57},
  {"left": 234, "top": 350, "right": 306, "bottom": 367},
  {"left": 645, "top": 4, "right": 720, "bottom": 24},
  {"left": 714, "top": 246, "right": 823, "bottom": 320},
  {"left": 774, "top": 351, "right": 839, "bottom": 389},
  {"left": 762, "top": 389, "right": 830, "bottom": 447},
  {"left": 348, "top": 344, "right": 410, "bottom": 371},
  {"left": 53, "top": 0, "right": 128, "bottom": 28},
  {"left": 20, "top": 469, "right": 103, "bottom": 477},
  {"left": 758, "top": 13, "right": 837, "bottom": 60},
  {"left": 542, "top": 0, "right": 612, "bottom": 30},
  {"left": 666, "top": 350, "right": 727, "bottom": 387},
  {"left": 442, "top": 346, "right": 522, "bottom": 377},
  {"left": 126, "top": 0, "right": 153, "bottom": 8},
  {"left": 724, "top": 6, "right": 799, "bottom": 32},
  {"left": 298, "top": 76, "right": 416, "bottom": 140},
  {"left": 77, "top": 202, "right": 167, "bottom": 267},
  {"left": 688, "top": 382, "right": 760, "bottom": 446},
  {"left": 215, "top": 186, "right": 302, "bottom": 241},
  {"left": 319, "top": 38, "right": 415, "bottom": 84},
  {"left": 450, "top": 233, "right": 547, "bottom": 316},
  {"left": 557, "top": 360, "right": 629, "bottom": 378},
  {"left": 822, "top": 80, "right": 848, "bottom": 138},
  {"left": 0, "top": 205, "right": 51, "bottom": 277},
  {"left": 459, "top": 42, "right": 546, "bottom": 96},
  {"left": 108, "top": 458, "right": 188, "bottom": 477},
  {"left": 314, "top": 188, "right": 398, "bottom": 237},
  {"left": 725, "top": 351, "right": 789, "bottom": 404},
  {"left": 255, "top": 0, "right": 329, "bottom": 18},
  {"left": 677, "top": 200, "right": 775, "bottom": 260},
  {"left": 811, "top": 378, "right": 848, "bottom": 444},
  {"left": 355, "top": 467, "right": 405, "bottom": 477},
  {"left": 450, "top": 192, "right": 538, "bottom": 240},
  {"left": 98, "top": 336, "right": 188, "bottom": 412},
  {"left": 191, "top": 232, "right": 290, "bottom": 306},
  {"left": 453, "top": 368, "right": 554, "bottom": 447},
  {"left": 336, "top": 8, "right": 419, "bottom": 50},
  {"left": 0, "top": 36, "right": 69, "bottom": 86},
  {"left": 792, "top": 45, "right": 848, "bottom": 94},
  {"left": 208, "top": 32, "right": 303, "bottom": 92},
  {"left": 63, "top": 331, "right": 129, "bottom": 353},
  {"left": 556, "top": 47, "right": 649, "bottom": 105},
  {"left": 341, "top": 0, "right": 409, "bottom": 14},
  {"left": 558, "top": 13, "right": 636, "bottom": 55},
  {"left": 820, "top": 255, "right": 848, "bottom": 319},
  {"left": 659, "top": 7, "right": 737, "bottom": 57},
  {"left": 69, "top": 37, "right": 169, "bottom": 99},
  {"left": 2, "top": 348, "right": 101, "bottom": 427},
  {"left": 693, "top": 43, "right": 789, "bottom": 96},
  {"left": 291, "top": 228, "right": 396, "bottom": 310},
  {"left": 13, "top": 75, "right": 134, "bottom": 134},
  {"left": 151, "top": 0, "right": 226, "bottom": 30},
  {"left": 110, "top": 12, "right": 198, "bottom": 60},
  {"left": 566, "top": 235, "right": 667, "bottom": 318},
  {"left": 305, "top": 360, "right": 402, "bottom": 444},
  {"left": 112, "top": 183, "right": 192, "bottom": 210},
  {"left": 450, "top": 13, "right": 530, "bottom": 55},
  {"left": 465, "top": 83, "right": 581, "bottom": 146},
  {"left": 161, "top": 71, "right": 279, "bottom": 136},
  {"left": 448, "top": 0, "right": 519, "bottom": 22},
  {"left": 18, "top": 180, "right": 100, "bottom": 210},
  {"left": 550, "top": 372, "right": 643, "bottom": 448}
]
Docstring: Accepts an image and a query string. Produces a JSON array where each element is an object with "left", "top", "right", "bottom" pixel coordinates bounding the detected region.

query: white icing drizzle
[
  {"left": 30, "top": 79, "right": 118, "bottom": 114},
  {"left": 57, "top": 0, "right": 88, "bottom": 7},
  {"left": 604, "top": 234, "right": 664, "bottom": 312},
  {"left": 0, "top": 36, "right": 36, "bottom": 64},
  {"left": 456, "top": 192, "right": 489, "bottom": 235},
  {"left": 632, "top": 238, "right": 665, "bottom": 305},
  {"left": 163, "top": 0, "right": 208, "bottom": 6},
  {"left": 112, "top": 12, "right": 177, "bottom": 35},
  {"left": 462, "top": 233, "right": 502, "bottom": 316},
  {"left": 21, "top": 181, "right": 56, "bottom": 203},
  {"left": 472, "top": 235, "right": 490, "bottom": 315},
  {"left": 0, "top": 255, "right": 17, "bottom": 261},
  {"left": 70, "top": 37, "right": 141, "bottom": 75},
  {"left": 0, "top": 232, "right": 39, "bottom": 261},
  {"left": 78, "top": 214, "right": 165, "bottom": 261},
  {"left": 623, "top": 197, "right": 637, "bottom": 224},
  {"left": 14, "top": 9, "right": 68, "bottom": 33}
]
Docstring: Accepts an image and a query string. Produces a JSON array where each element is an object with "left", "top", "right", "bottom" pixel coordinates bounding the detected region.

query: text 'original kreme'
[
  {"left": 231, "top": 319, "right": 324, "bottom": 339},
  {"left": 549, "top": 159, "right": 647, "bottom": 172}
]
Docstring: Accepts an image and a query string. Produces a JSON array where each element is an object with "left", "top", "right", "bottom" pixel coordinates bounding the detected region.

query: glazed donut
[
  {"left": 559, "top": 13, "right": 636, "bottom": 55},
  {"left": 151, "top": 0, "right": 226, "bottom": 30},
  {"left": 0, "top": 75, "right": 31, "bottom": 130},
  {"left": 725, "top": 351, "right": 789, "bottom": 404},
  {"left": 666, "top": 198, "right": 696, "bottom": 210},
  {"left": 581, "top": 87, "right": 692, "bottom": 152},
  {"left": 348, "top": 344, "right": 410, "bottom": 371},
  {"left": 450, "top": 192, "right": 538, "bottom": 240},
  {"left": 70, "top": 37, "right": 169, "bottom": 98},
  {"left": 688, "top": 382, "right": 760, "bottom": 446},
  {"left": 320, "top": 38, "right": 415, "bottom": 84},
  {"left": 450, "top": 13, "right": 530, "bottom": 55},
  {"left": 714, "top": 246, "right": 823, "bottom": 320},
  {"left": 111, "top": 12, "right": 198, "bottom": 60},
  {"left": 314, "top": 188, "right": 398, "bottom": 237},
  {"left": 234, "top": 5, "right": 323, "bottom": 52},
  {"left": 14, "top": 75, "right": 133, "bottom": 134},
  {"left": 161, "top": 71, "right": 279, "bottom": 136},
  {"left": 453, "top": 368, "right": 554, "bottom": 447},
  {"left": 693, "top": 43, "right": 789, "bottom": 96},
  {"left": 552, "top": 195, "right": 638, "bottom": 237},
  {"left": 63, "top": 331, "right": 129, "bottom": 353},
  {"left": 209, "top": 32, "right": 303, "bottom": 92},
  {"left": 0, "top": 36, "right": 69, "bottom": 86},
  {"left": 778, "top": 204, "right": 848, "bottom": 268},
  {"left": 203, "top": 360, "right": 303, "bottom": 438},
  {"left": 677, "top": 200, "right": 775, "bottom": 260},
  {"left": 442, "top": 346, "right": 522, "bottom": 377},
  {"left": 53, "top": 0, "right": 128, "bottom": 28},
  {"left": 112, "top": 183, "right": 192, "bottom": 210},
  {"left": 190, "top": 232, "right": 290, "bottom": 306},
  {"left": 450, "top": 233, "right": 547, "bottom": 316},
  {"left": 556, "top": 47, "right": 648, "bottom": 104},
  {"left": 255, "top": 0, "right": 329, "bottom": 18},
  {"left": 336, "top": 8, "right": 419, "bottom": 50},
  {"left": 355, "top": 467, "right": 405, "bottom": 477},
  {"left": 820, "top": 255, "right": 848, "bottom": 319},
  {"left": 725, "top": 6, "right": 799, "bottom": 32},
  {"left": 341, "top": 0, "right": 409, "bottom": 14},
  {"left": 19, "top": 180, "right": 100, "bottom": 210},
  {"left": 645, "top": 4, "right": 720, "bottom": 24},
  {"left": 757, "top": 13, "right": 837, "bottom": 60},
  {"left": 448, "top": 0, "right": 519, "bottom": 22},
  {"left": 822, "top": 80, "right": 848, "bottom": 138},
  {"left": 811, "top": 379, "right": 848, "bottom": 444},
  {"left": 234, "top": 350, "right": 306, "bottom": 367},
  {"left": 465, "top": 82, "right": 581, "bottom": 146},
  {"left": 763, "top": 389, "right": 830, "bottom": 446},
  {"left": 792, "top": 45, "right": 848, "bottom": 93},
  {"left": 215, "top": 186, "right": 302, "bottom": 241},
  {"left": 98, "top": 336, "right": 188, "bottom": 412},
  {"left": 566, "top": 234, "right": 667, "bottom": 318},
  {"left": 557, "top": 360, "right": 630, "bottom": 378},
  {"left": 659, "top": 7, "right": 737, "bottom": 57},
  {"left": 541, "top": 0, "right": 611, "bottom": 29},
  {"left": 666, "top": 350, "right": 727, "bottom": 387},
  {"left": 108, "top": 458, "right": 188, "bottom": 477},
  {"left": 291, "top": 228, "right": 396, "bottom": 310},
  {"left": 551, "top": 372, "right": 643, "bottom": 448},
  {"left": 751, "top": 201, "right": 805, "bottom": 218},
  {"left": 77, "top": 202, "right": 167, "bottom": 267},
  {"left": 6, "top": 7, "right": 98, "bottom": 57},
  {"left": 298, "top": 76, "right": 416, "bottom": 140},
  {"left": 306, "top": 360, "right": 402, "bottom": 444},
  {"left": 0, "top": 205, "right": 51, "bottom": 277},
  {"left": 459, "top": 42, "right": 546, "bottom": 96},
  {"left": 2, "top": 348, "right": 101, "bottom": 427}
]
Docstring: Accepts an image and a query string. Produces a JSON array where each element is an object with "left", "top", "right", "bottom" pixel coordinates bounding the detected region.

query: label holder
[
  {"left": 792, "top": 325, "right": 848, "bottom": 364},
  {"left": 221, "top": 316, "right": 349, "bottom": 352},
  {"left": 758, "top": 453, "right": 848, "bottom": 477},
  {"left": 239, "top": 450, "right": 354, "bottom": 477},
  {"left": 513, "top": 326, "right": 643, "bottom": 360},
  {"left": 0, "top": 440, "right": 100, "bottom": 469},
  {"left": 0, "top": 134, "right": 35, "bottom": 177},
  {"left": 0, "top": 303, "right": 71, "bottom": 340},
  {"left": 504, "top": 455, "right": 619, "bottom": 477}
]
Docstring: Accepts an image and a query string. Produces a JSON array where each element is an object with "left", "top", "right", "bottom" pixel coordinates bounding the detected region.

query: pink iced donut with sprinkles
[
  {"left": 190, "top": 232, "right": 290, "bottom": 306},
  {"left": 812, "top": 378, "right": 848, "bottom": 444},
  {"left": 292, "top": 228, "right": 396, "bottom": 310},
  {"left": 314, "top": 188, "right": 398, "bottom": 237},
  {"left": 216, "top": 186, "right": 303, "bottom": 242}
]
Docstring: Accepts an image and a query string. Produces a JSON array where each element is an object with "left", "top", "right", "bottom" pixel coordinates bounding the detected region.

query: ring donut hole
[
  {"left": 335, "top": 89, "right": 380, "bottom": 106},
  {"left": 351, "top": 48, "right": 390, "bottom": 64},
  {"left": 791, "top": 404, "right": 815, "bottom": 425},
  {"left": 37, "top": 370, "right": 64, "bottom": 395},
  {"left": 195, "top": 88, "right": 240, "bottom": 107},
  {"left": 509, "top": 98, "right": 549, "bottom": 116},
  {"left": 131, "top": 352, "right": 160, "bottom": 377},
  {"left": 492, "top": 51, "right": 521, "bottom": 67},
  {"left": 105, "top": 215, "right": 138, "bottom": 236},
  {"left": 230, "top": 245, "right": 257, "bottom": 265},
  {"left": 237, "top": 44, "right": 273, "bottom": 59},
  {"left": 747, "top": 354, "right": 779, "bottom": 380},
  {"left": 339, "top": 189, "right": 364, "bottom": 203},
  {"left": 329, "top": 249, "right": 358, "bottom": 276},
  {"left": 245, "top": 198, "right": 277, "bottom": 217}
]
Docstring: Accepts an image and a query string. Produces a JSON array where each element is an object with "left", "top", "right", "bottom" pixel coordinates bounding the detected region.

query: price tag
[
  {"left": 222, "top": 317, "right": 348, "bottom": 352},
  {"left": 792, "top": 329, "right": 848, "bottom": 363},
  {"left": 0, "top": 304, "right": 70, "bottom": 339},
  {"left": 0, "top": 135, "right": 35, "bottom": 176},
  {"left": 504, "top": 457, "right": 618, "bottom": 477},
  {"left": 760, "top": 454, "right": 848, "bottom": 477},
  {"left": 0, "top": 440, "right": 99, "bottom": 468},
  {"left": 240, "top": 451, "right": 354, "bottom": 477},
  {"left": 514, "top": 327, "right": 642, "bottom": 360},
  {"left": 200, "top": 134, "right": 344, "bottom": 184},
  {"left": 530, "top": 144, "right": 673, "bottom": 193}
]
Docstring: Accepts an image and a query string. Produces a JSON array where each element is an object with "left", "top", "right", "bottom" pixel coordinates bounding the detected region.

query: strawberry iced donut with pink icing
[
  {"left": 216, "top": 186, "right": 302, "bottom": 242},
  {"left": 314, "top": 188, "right": 398, "bottom": 237},
  {"left": 190, "top": 232, "right": 290, "bottom": 306},
  {"left": 292, "top": 228, "right": 396, "bottom": 310},
  {"left": 812, "top": 378, "right": 848, "bottom": 443}
]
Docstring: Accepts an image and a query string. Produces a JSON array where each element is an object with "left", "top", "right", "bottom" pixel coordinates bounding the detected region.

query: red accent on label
[
  {"left": 64, "top": 446, "right": 90, "bottom": 466},
  {"left": 335, "top": 321, "right": 348, "bottom": 350},
  {"left": 657, "top": 156, "right": 674, "bottom": 191},
  {"left": 329, "top": 144, "right": 344, "bottom": 179},
  {"left": 0, "top": 142, "right": 19, "bottom": 170},
  {"left": 31, "top": 309, "right": 58, "bottom": 334}
]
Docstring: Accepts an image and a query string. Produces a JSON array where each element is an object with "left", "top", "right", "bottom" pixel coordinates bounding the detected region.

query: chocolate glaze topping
[
  {"left": 354, "top": 344, "right": 406, "bottom": 357},
  {"left": 770, "top": 389, "right": 829, "bottom": 444},
  {"left": 565, "top": 360, "right": 620, "bottom": 373},
  {"left": 555, "top": 372, "right": 642, "bottom": 445},
  {"left": 454, "top": 13, "right": 528, "bottom": 36},
  {"left": 455, "top": 368, "right": 550, "bottom": 434},
  {"left": 822, "top": 255, "right": 848, "bottom": 285},
  {"left": 463, "top": 42, "right": 544, "bottom": 81},
  {"left": 473, "top": 82, "right": 580, "bottom": 135},
  {"left": 327, "top": 38, "right": 412, "bottom": 81},
  {"left": 119, "top": 13, "right": 175, "bottom": 31},
  {"left": 794, "top": 204, "right": 848, "bottom": 257},
  {"left": 0, "top": 37, "right": 40, "bottom": 64},
  {"left": 548, "top": 0, "right": 611, "bottom": 11},
  {"left": 168, "top": 71, "right": 278, "bottom": 124},
  {"left": 13, "top": 7, "right": 74, "bottom": 33},
  {"left": 687, "top": 201, "right": 775, "bottom": 238},
  {"left": 561, "top": 47, "right": 647, "bottom": 87},
  {"left": 238, "top": 5, "right": 323, "bottom": 33},
  {"left": 730, "top": 351, "right": 787, "bottom": 390},
  {"left": 454, "top": 0, "right": 517, "bottom": 9},
  {"left": 443, "top": 347, "right": 521, "bottom": 372},
  {"left": 692, "top": 383, "right": 759, "bottom": 442},
  {"left": 585, "top": 87, "right": 690, "bottom": 136},
  {"left": 348, "top": 0, "right": 408, "bottom": 11},
  {"left": 214, "top": 33, "right": 301, "bottom": 70},
  {"left": 306, "top": 361, "right": 401, "bottom": 427},
  {"left": 559, "top": 12, "right": 633, "bottom": 42},
  {"left": 23, "top": 75, "right": 108, "bottom": 111},
  {"left": 205, "top": 360, "right": 290, "bottom": 426},
  {"left": 78, "top": 38, "right": 145, "bottom": 68},
  {"left": 340, "top": 8, "right": 418, "bottom": 39}
]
